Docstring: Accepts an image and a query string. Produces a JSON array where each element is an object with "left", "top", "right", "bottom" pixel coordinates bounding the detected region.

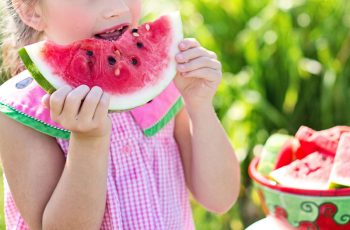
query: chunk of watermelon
[
  {"left": 269, "top": 151, "right": 334, "bottom": 190},
  {"left": 320, "top": 126, "right": 350, "bottom": 140},
  {"left": 257, "top": 134, "right": 297, "bottom": 176},
  {"left": 329, "top": 133, "right": 350, "bottom": 188},
  {"left": 18, "top": 12, "right": 183, "bottom": 111},
  {"left": 295, "top": 126, "right": 340, "bottom": 159}
]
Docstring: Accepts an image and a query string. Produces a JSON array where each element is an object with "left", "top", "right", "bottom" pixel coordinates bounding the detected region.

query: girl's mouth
[{"left": 94, "top": 25, "right": 129, "bottom": 41}]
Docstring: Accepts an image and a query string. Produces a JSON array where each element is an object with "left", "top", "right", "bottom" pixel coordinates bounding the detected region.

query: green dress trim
[
  {"left": 0, "top": 102, "right": 70, "bottom": 139},
  {"left": 143, "top": 97, "right": 183, "bottom": 137},
  {"left": 0, "top": 98, "right": 183, "bottom": 139}
]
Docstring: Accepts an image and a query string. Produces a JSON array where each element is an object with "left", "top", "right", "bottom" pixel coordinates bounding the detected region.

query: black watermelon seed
[
  {"left": 147, "top": 100, "right": 153, "bottom": 104},
  {"left": 86, "top": 50, "right": 93, "bottom": 56},
  {"left": 131, "top": 28, "right": 138, "bottom": 33},
  {"left": 131, "top": 58, "right": 138, "bottom": 66},
  {"left": 108, "top": 56, "right": 117, "bottom": 65},
  {"left": 16, "top": 77, "right": 33, "bottom": 89},
  {"left": 136, "top": 42, "right": 144, "bottom": 48}
]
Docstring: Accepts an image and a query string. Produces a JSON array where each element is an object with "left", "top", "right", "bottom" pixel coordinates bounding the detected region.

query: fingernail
[
  {"left": 92, "top": 86, "right": 102, "bottom": 91},
  {"left": 80, "top": 85, "right": 90, "bottom": 90},
  {"left": 180, "top": 43, "right": 186, "bottom": 49},
  {"left": 62, "top": 85, "right": 73, "bottom": 91}
]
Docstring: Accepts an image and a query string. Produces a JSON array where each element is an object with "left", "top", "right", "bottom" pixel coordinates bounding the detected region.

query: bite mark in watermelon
[
  {"left": 329, "top": 133, "right": 350, "bottom": 188},
  {"left": 18, "top": 12, "right": 183, "bottom": 111},
  {"left": 269, "top": 151, "right": 334, "bottom": 190}
]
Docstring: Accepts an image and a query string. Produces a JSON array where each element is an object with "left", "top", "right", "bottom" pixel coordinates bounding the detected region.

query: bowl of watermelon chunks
[{"left": 249, "top": 126, "right": 350, "bottom": 229}]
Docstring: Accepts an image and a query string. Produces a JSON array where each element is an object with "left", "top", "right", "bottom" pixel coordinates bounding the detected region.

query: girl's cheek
[
  {"left": 42, "top": 3, "right": 96, "bottom": 44},
  {"left": 128, "top": 0, "right": 142, "bottom": 27}
]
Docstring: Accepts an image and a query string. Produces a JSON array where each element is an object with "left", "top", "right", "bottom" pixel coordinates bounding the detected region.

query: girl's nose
[{"left": 103, "top": 0, "right": 129, "bottom": 19}]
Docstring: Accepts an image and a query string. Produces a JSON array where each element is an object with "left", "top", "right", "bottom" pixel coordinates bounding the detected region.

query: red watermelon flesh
[
  {"left": 269, "top": 151, "right": 334, "bottom": 190},
  {"left": 257, "top": 134, "right": 296, "bottom": 176},
  {"left": 319, "top": 126, "right": 350, "bottom": 140},
  {"left": 295, "top": 126, "right": 339, "bottom": 159},
  {"left": 329, "top": 133, "right": 350, "bottom": 188},
  {"left": 274, "top": 138, "right": 300, "bottom": 169},
  {"left": 18, "top": 12, "right": 183, "bottom": 110}
]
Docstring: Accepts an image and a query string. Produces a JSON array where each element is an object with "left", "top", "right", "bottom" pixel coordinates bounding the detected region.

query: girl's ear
[{"left": 12, "top": 0, "right": 46, "bottom": 31}]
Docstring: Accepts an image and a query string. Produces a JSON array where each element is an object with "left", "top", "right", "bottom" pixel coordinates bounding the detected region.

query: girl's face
[{"left": 39, "top": 0, "right": 141, "bottom": 44}]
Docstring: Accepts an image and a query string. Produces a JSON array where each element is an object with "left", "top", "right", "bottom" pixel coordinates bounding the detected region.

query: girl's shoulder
[
  {"left": 0, "top": 71, "right": 70, "bottom": 139},
  {"left": 0, "top": 71, "right": 183, "bottom": 139}
]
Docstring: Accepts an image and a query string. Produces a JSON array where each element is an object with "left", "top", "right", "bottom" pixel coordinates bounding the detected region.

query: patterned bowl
[{"left": 249, "top": 157, "right": 350, "bottom": 229}]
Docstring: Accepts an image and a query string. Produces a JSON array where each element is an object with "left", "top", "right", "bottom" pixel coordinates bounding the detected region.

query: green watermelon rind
[
  {"left": 257, "top": 134, "right": 293, "bottom": 176},
  {"left": 328, "top": 182, "right": 348, "bottom": 189},
  {"left": 18, "top": 47, "right": 56, "bottom": 94},
  {"left": 0, "top": 101, "right": 70, "bottom": 139},
  {"left": 329, "top": 176, "right": 350, "bottom": 188}
]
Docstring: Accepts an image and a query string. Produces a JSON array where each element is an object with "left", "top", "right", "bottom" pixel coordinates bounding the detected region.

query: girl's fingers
[
  {"left": 93, "top": 92, "right": 110, "bottom": 121},
  {"left": 182, "top": 68, "right": 222, "bottom": 82},
  {"left": 41, "top": 94, "right": 50, "bottom": 109},
  {"left": 178, "top": 38, "right": 200, "bottom": 51},
  {"left": 49, "top": 86, "right": 73, "bottom": 120},
  {"left": 177, "top": 56, "right": 222, "bottom": 73},
  {"left": 176, "top": 47, "right": 217, "bottom": 64},
  {"left": 77, "top": 86, "right": 103, "bottom": 121},
  {"left": 60, "top": 85, "right": 90, "bottom": 118}
]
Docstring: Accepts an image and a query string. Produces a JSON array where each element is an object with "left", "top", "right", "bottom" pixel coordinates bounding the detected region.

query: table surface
[{"left": 246, "top": 216, "right": 294, "bottom": 230}]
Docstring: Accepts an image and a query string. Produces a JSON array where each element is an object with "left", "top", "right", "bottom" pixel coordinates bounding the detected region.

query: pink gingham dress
[{"left": 0, "top": 71, "right": 195, "bottom": 229}]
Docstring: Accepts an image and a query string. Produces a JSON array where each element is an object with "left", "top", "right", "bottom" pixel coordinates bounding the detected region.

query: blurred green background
[{"left": 2, "top": 0, "right": 350, "bottom": 229}]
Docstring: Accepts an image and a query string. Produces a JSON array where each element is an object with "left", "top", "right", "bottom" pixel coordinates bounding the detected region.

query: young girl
[{"left": 0, "top": 0, "right": 240, "bottom": 229}]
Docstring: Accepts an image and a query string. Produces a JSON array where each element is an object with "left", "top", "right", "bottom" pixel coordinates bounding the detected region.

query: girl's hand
[
  {"left": 174, "top": 38, "right": 222, "bottom": 110},
  {"left": 42, "top": 85, "right": 111, "bottom": 139}
]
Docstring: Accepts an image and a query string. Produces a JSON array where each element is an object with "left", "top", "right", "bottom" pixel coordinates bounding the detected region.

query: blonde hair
[{"left": 1, "top": 0, "right": 43, "bottom": 79}]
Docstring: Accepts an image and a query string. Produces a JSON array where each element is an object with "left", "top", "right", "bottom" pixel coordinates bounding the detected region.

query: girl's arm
[
  {"left": 175, "top": 107, "right": 240, "bottom": 214},
  {"left": 43, "top": 85, "right": 111, "bottom": 230},
  {"left": 0, "top": 85, "right": 111, "bottom": 230},
  {"left": 42, "top": 133, "right": 110, "bottom": 230},
  {"left": 174, "top": 39, "right": 240, "bottom": 214},
  {"left": 0, "top": 114, "right": 66, "bottom": 230}
]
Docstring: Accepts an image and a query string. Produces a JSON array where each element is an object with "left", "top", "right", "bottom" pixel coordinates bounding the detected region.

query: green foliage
[
  {"left": 178, "top": 0, "right": 350, "bottom": 229},
  {"left": 1, "top": 0, "right": 350, "bottom": 229}
]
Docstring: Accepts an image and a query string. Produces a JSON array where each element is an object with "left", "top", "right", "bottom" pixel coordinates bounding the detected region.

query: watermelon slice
[
  {"left": 319, "top": 126, "right": 350, "bottom": 140},
  {"left": 18, "top": 12, "right": 183, "bottom": 111},
  {"left": 269, "top": 151, "right": 334, "bottom": 190},
  {"left": 329, "top": 133, "right": 350, "bottom": 188},
  {"left": 274, "top": 138, "right": 301, "bottom": 170},
  {"left": 257, "top": 134, "right": 296, "bottom": 176},
  {"left": 295, "top": 126, "right": 339, "bottom": 159}
]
